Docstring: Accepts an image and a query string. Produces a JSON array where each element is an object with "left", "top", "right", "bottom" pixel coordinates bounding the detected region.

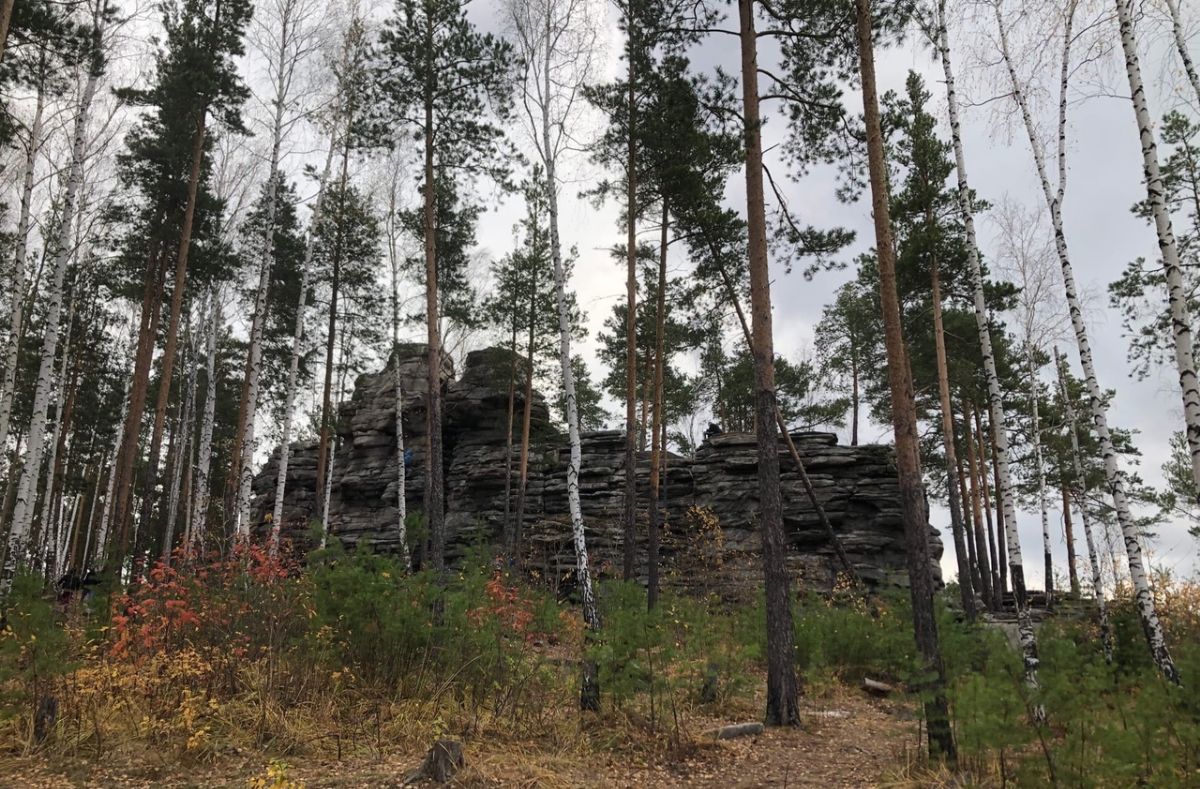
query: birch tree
[
  {"left": 0, "top": 53, "right": 48, "bottom": 477},
  {"left": 1113, "top": 0, "right": 1200, "bottom": 502},
  {"left": 227, "top": 0, "right": 328, "bottom": 538},
  {"left": 504, "top": 0, "right": 602, "bottom": 691},
  {"left": 992, "top": 0, "right": 1179, "bottom": 683},
  {"left": 992, "top": 199, "right": 1068, "bottom": 605},
  {"left": 271, "top": 142, "right": 335, "bottom": 550},
  {"left": 928, "top": 0, "right": 1040, "bottom": 684},
  {"left": 1, "top": 1, "right": 106, "bottom": 598}
]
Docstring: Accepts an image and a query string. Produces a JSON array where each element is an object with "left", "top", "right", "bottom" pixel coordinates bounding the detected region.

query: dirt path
[{"left": 0, "top": 689, "right": 919, "bottom": 788}]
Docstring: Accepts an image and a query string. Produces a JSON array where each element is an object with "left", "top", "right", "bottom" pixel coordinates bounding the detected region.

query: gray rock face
[{"left": 253, "top": 345, "right": 942, "bottom": 597}]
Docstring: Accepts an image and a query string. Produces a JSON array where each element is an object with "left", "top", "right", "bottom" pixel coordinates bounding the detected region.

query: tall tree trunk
[
  {"left": 137, "top": 113, "right": 208, "bottom": 559},
  {"left": 0, "top": 0, "right": 15, "bottom": 65},
  {"left": 1163, "top": 0, "right": 1200, "bottom": 108},
  {"left": 271, "top": 142, "right": 335, "bottom": 548},
  {"left": 742, "top": 0, "right": 798, "bottom": 727},
  {"left": 37, "top": 296, "right": 77, "bottom": 576},
  {"left": 110, "top": 240, "right": 166, "bottom": 575},
  {"left": 1061, "top": 484, "right": 1080, "bottom": 596},
  {"left": 647, "top": 201, "right": 667, "bottom": 610},
  {"left": 1, "top": 36, "right": 102, "bottom": 597},
  {"left": 164, "top": 319, "right": 198, "bottom": 562},
  {"left": 855, "top": 0, "right": 954, "bottom": 758},
  {"left": 386, "top": 161, "right": 409, "bottom": 569},
  {"left": 503, "top": 321, "right": 518, "bottom": 549},
  {"left": 972, "top": 405, "right": 1002, "bottom": 609},
  {"left": 713, "top": 247, "right": 861, "bottom": 586},
  {"left": 956, "top": 448, "right": 985, "bottom": 606},
  {"left": 513, "top": 261, "right": 538, "bottom": 562},
  {"left": 1116, "top": 0, "right": 1200, "bottom": 499},
  {"left": 1025, "top": 349, "right": 1053, "bottom": 605},
  {"left": 1055, "top": 347, "right": 1112, "bottom": 661},
  {"left": 94, "top": 375, "right": 131, "bottom": 569},
  {"left": 931, "top": 227, "right": 975, "bottom": 620},
  {"left": 530, "top": 5, "right": 600, "bottom": 705},
  {"left": 849, "top": 351, "right": 859, "bottom": 447},
  {"left": 0, "top": 53, "right": 46, "bottom": 475},
  {"left": 231, "top": 3, "right": 298, "bottom": 537},
  {"left": 935, "top": 0, "right": 1028, "bottom": 634},
  {"left": 983, "top": 411, "right": 1009, "bottom": 597},
  {"left": 622, "top": 25, "right": 638, "bottom": 583},
  {"left": 996, "top": 0, "right": 1179, "bottom": 684},
  {"left": 190, "top": 288, "right": 221, "bottom": 552},
  {"left": 422, "top": 42, "right": 446, "bottom": 572},
  {"left": 315, "top": 140, "right": 352, "bottom": 541}
]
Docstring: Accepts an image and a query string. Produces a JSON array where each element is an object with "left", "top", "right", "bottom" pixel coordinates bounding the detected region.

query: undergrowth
[{"left": 1, "top": 541, "right": 1198, "bottom": 788}]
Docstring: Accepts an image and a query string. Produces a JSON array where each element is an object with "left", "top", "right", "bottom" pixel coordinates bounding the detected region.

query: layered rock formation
[{"left": 253, "top": 345, "right": 942, "bottom": 596}]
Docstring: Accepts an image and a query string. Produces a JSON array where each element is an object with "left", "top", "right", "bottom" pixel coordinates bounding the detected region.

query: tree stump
[
  {"left": 33, "top": 695, "right": 57, "bottom": 744},
  {"left": 404, "top": 739, "right": 464, "bottom": 784}
]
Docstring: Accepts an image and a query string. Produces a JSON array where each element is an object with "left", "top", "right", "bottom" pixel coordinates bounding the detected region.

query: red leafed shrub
[
  {"left": 467, "top": 571, "right": 548, "bottom": 644},
  {"left": 110, "top": 540, "right": 305, "bottom": 663}
]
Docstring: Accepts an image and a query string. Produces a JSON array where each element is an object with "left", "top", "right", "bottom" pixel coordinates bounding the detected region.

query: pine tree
[
  {"left": 376, "top": 0, "right": 516, "bottom": 572},
  {"left": 853, "top": 0, "right": 954, "bottom": 757},
  {"left": 106, "top": 0, "right": 251, "bottom": 577}
]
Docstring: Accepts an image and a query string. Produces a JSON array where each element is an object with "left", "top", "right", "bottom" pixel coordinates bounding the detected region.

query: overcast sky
[{"left": 444, "top": 0, "right": 1200, "bottom": 588}]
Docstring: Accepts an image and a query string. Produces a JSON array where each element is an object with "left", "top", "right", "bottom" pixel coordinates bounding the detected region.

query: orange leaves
[{"left": 466, "top": 571, "right": 547, "bottom": 643}]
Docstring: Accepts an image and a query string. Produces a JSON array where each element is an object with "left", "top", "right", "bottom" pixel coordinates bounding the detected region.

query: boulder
[{"left": 252, "top": 345, "right": 943, "bottom": 596}]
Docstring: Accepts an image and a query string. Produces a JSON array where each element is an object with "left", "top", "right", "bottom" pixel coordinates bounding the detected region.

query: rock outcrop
[{"left": 253, "top": 345, "right": 942, "bottom": 597}]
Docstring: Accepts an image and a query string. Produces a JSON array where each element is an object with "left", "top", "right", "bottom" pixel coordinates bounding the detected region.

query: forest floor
[{"left": 0, "top": 684, "right": 923, "bottom": 788}]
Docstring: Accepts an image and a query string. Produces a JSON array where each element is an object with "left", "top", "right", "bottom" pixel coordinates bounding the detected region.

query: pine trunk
[
  {"left": 647, "top": 202, "right": 668, "bottom": 610},
  {"left": 622, "top": 29, "right": 638, "bottom": 583},
  {"left": 513, "top": 263, "right": 538, "bottom": 562},
  {"left": 422, "top": 60, "right": 446, "bottom": 572},
  {"left": 931, "top": 230, "right": 975, "bottom": 620},
  {"left": 856, "top": 0, "right": 953, "bottom": 757},
  {"left": 741, "top": 0, "right": 798, "bottom": 727}
]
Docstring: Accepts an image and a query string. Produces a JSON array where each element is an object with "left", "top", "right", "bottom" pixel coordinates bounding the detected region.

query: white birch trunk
[
  {"left": 81, "top": 448, "right": 110, "bottom": 570},
  {"left": 270, "top": 142, "right": 336, "bottom": 550},
  {"left": 36, "top": 298, "right": 74, "bottom": 575},
  {"left": 1, "top": 47, "right": 102, "bottom": 598},
  {"left": 1055, "top": 347, "right": 1112, "bottom": 662},
  {"left": 164, "top": 317, "right": 199, "bottom": 561},
  {"left": 1026, "top": 349, "right": 1053, "bottom": 604},
  {"left": 532, "top": 0, "right": 598, "bottom": 634},
  {"left": 94, "top": 376, "right": 132, "bottom": 570},
  {"left": 996, "top": 0, "right": 1180, "bottom": 684},
  {"left": 384, "top": 155, "right": 409, "bottom": 568},
  {"left": 0, "top": 68, "right": 47, "bottom": 473},
  {"left": 1116, "top": 0, "right": 1200, "bottom": 498},
  {"left": 935, "top": 0, "right": 1038, "bottom": 684},
  {"left": 190, "top": 288, "right": 221, "bottom": 552},
  {"left": 1163, "top": 0, "right": 1200, "bottom": 108},
  {"left": 235, "top": 6, "right": 299, "bottom": 538}
]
